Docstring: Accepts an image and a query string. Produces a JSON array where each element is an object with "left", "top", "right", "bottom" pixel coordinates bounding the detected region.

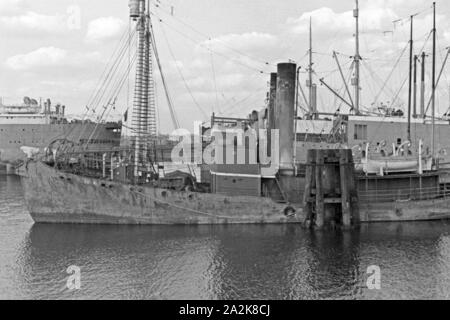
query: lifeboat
[
  {"left": 356, "top": 141, "right": 433, "bottom": 176},
  {"left": 361, "top": 158, "right": 419, "bottom": 175}
]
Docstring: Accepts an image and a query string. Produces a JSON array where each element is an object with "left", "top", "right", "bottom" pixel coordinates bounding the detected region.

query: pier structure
[{"left": 303, "top": 149, "right": 359, "bottom": 229}]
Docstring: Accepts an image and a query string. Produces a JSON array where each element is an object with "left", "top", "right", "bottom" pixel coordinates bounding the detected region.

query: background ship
[{"left": 0, "top": 96, "right": 121, "bottom": 174}]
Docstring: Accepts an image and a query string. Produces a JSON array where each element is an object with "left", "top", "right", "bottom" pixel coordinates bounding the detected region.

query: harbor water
[{"left": 1, "top": 174, "right": 450, "bottom": 300}]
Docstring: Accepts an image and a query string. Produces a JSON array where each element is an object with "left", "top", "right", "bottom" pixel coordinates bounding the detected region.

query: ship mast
[
  {"left": 129, "top": 0, "right": 157, "bottom": 180},
  {"left": 420, "top": 52, "right": 426, "bottom": 118},
  {"left": 308, "top": 17, "right": 316, "bottom": 118},
  {"left": 407, "top": 15, "right": 414, "bottom": 142},
  {"left": 353, "top": 0, "right": 360, "bottom": 115},
  {"left": 432, "top": 1, "right": 436, "bottom": 158},
  {"left": 413, "top": 55, "right": 418, "bottom": 119}
]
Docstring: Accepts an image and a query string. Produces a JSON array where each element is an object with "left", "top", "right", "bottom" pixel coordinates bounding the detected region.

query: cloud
[
  {"left": 206, "top": 32, "right": 278, "bottom": 52},
  {"left": 2, "top": 0, "right": 448, "bottom": 131},
  {"left": 6, "top": 47, "right": 67, "bottom": 70},
  {"left": 189, "top": 31, "right": 278, "bottom": 75},
  {"left": 5, "top": 46, "right": 102, "bottom": 71},
  {"left": 85, "top": 17, "right": 126, "bottom": 43},
  {"left": 0, "top": 10, "right": 71, "bottom": 35},
  {"left": 286, "top": 6, "right": 398, "bottom": 36},
  {"left": 0, "top": 0, "right": 23, "bottom": 15}
]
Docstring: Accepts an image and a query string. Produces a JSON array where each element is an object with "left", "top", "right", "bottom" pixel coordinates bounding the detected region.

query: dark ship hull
[
  {"left": 19, "top": 161, "right": 450, "bottom": 225},
  {"left": 20, "top": 161, "right": 304, "bottom": 225}
]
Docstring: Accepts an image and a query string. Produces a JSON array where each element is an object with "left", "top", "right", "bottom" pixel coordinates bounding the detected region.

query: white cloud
[
  {"left": 86, "top": 17, "right": 126, "bottom": 43},
  {"left": 287, "top": 6, "right": 398, "bottom": 36},
  {"left": 1, "top": 0, "right": 449, "bottom": 130},
  {"left": 191, "top": 32, "right": 278, "bottom": 74},
  {"left": 0, "top": 11, "right": 68, "bottom": 34},
  {"left": 6, "top": 47, "right": 67, "bottom": 70},
  {"left": 5, "top": 47, "right": 102, "bottom": 71},
  {"left": 0, "top": 0, "right": 23, "bottom": 15},
  {"left": 206, "top": 32, "right": 278, "bottom": 52}
]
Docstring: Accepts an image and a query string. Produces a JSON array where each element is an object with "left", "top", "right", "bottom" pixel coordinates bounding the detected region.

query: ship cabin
[{"left": 296, "top": 114, "right": 450, "bottom": 204}]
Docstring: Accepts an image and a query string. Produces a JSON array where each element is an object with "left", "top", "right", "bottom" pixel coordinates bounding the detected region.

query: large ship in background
[{"left": 0, "top": 96, "right": 121, "bottom": 174}]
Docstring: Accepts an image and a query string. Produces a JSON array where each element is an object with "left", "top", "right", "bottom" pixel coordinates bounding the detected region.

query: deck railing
[{"left": 358, "top": 185, "right": 446, "bottom": 203}]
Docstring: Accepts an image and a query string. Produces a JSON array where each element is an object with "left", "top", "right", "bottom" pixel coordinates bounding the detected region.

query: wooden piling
[
  {"left": 303, "top": 149, "right": 359, "bottom": 230},
  {"left": 303, "top": 150, "right": 315, "bottom": 226},
  {"left": 111, "top": 153, "right": 115, "bottom": 181},
  {"left": 315, "top": 151, "right": 325, "bottom": 228},
  {"left": 339, "top": 149, "right": 351, "bottom": 228},
  {"left": 102, "top": 153, "right": 107, "bottom": 178}
]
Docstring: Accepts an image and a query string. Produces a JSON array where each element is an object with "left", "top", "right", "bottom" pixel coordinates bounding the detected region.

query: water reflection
[
  {"left": 3, "top": 174, "right": 450, "bottom": 299},
  {"left": 13, "top": 222, "right": 450, "bottom": 300}
]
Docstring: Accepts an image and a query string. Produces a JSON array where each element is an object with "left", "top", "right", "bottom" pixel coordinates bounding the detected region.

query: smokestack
[
  {"left": 258, "top": 109, "right": 265, "bottom": 131},
  {"left": 275, "top": 63, "right": 296, "bottom": 176},
  {"left": 312, "top": 84, "right": 317, "bottom": 115},
  {"left": 251, "top": 110, "right": 259, "bottom": 123},
  {"left": 265, "top": 73, "right": 277, "bottom": 158},
  {"left": 46, "top": 99, "right": 51, "bottom": 114},
  {"left": 268, "top": 73, "right": 277, "bottom": 131}
]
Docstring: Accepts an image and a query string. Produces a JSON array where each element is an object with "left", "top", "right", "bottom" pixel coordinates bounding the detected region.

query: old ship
[{"left": 18, "top": 0, "right": 450, "bottom": 227}]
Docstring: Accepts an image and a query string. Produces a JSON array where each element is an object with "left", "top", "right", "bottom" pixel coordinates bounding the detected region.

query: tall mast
[
  {"left": 129, "top": 0, "right": 156, "bottom": 179},
  {"left": 413, "top": 54, "right": 418, "bottom": 118},
  {"left": 353, "top": 0, "right": 360, "bottom": 115},
  {"left": 308, "top": 17, "right": 315, "bottom": 118},
  {"left": 420, "top": 52, "right": 426, "bottom": 118},
  {"left": 432, "top": 2, "right": 436, "bottom": 157},
  {"left": 407, "top": 15, "right": 414, "bottom": 142}
]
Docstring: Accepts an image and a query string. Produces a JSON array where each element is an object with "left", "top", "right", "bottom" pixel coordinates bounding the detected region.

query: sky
[{"left": 1, "top": 0, "right": 450, "bottom": 133}]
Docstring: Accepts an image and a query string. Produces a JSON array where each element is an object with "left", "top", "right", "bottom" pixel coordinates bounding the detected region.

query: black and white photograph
[{"left": 1, "top": 0, "right": 450, "bottom": 305}]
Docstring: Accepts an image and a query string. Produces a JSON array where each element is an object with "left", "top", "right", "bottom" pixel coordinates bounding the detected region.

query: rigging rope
[
  {"left": 152, "top": 2, "right": 275, "bottom": 68},
  {"left": 149, "top": 20, "right": 180, "bottom": 130},
  {"left": 83, "top": 50, "right": 139, "bottom": 149},
  {"left": 61, "top": 27, "right": 137, "bottom": 145},
  {"left": 152, "top": 13, "right": 269, "bottom": 75},
  {"left": 159, "top": 24, "right": 208, "bottom": 120},
  {"left": 372, "top": 41, "right": 410, "bottom": 106}
]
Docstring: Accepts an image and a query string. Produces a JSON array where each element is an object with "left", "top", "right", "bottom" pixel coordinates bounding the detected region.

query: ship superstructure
[
  {"left": 0, "top": 97, "right": 121, "bottom": 173},
  {"left": 290, "top": 1, "right": 450, "bottom": 170}
]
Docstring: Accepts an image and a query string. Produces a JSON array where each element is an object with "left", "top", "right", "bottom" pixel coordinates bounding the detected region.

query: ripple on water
[{"left": 2, "top": 175, "right": 450, "bottom": 299}]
